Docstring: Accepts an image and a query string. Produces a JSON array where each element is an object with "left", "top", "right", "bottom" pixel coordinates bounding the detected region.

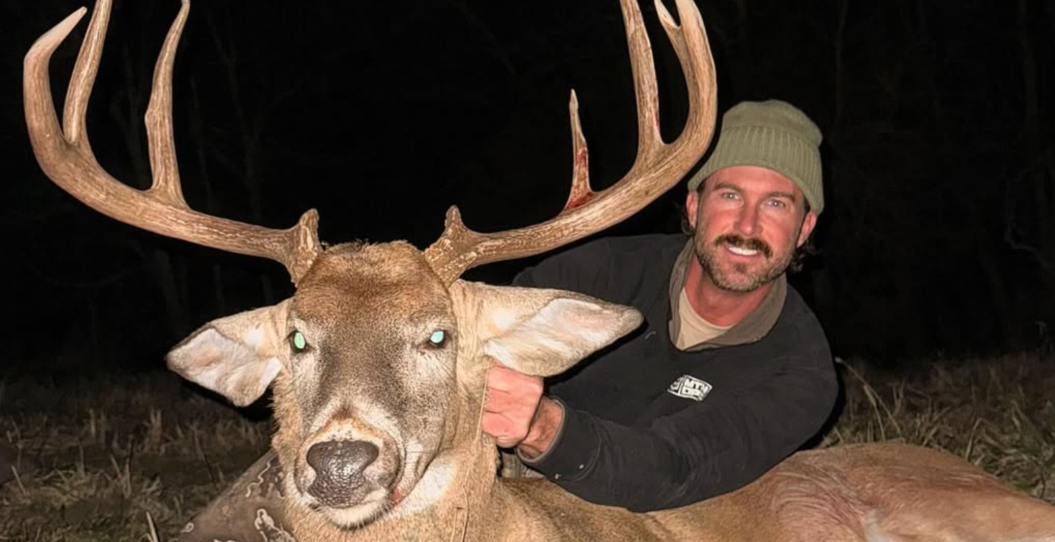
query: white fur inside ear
[
  {"left": 483, "top": 298, "right": 641, "bottom": 377},
  {"left": 244, "top": 325, "right": 268, "bottom": 350},
  {"left": 488, "top": 306, "right": 521, "bottom": 332},
  {"left": 167, "top": 327, "right": 282, "bottom": 407}
]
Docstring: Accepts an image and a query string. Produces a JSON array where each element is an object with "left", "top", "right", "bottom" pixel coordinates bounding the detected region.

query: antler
[
  {"left": 23, "top": 0, "right": 322, "bottom": 283},
  {"left": 423, "top": 0, "right": 717, "bottom": 284}
]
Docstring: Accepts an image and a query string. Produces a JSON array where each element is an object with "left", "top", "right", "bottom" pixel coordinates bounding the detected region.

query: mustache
[{"left": 714, "top": 234, "right": 772, "bottom": 258}]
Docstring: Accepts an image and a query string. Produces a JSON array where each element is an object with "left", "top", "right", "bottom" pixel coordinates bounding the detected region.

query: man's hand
[
  {"left": 481, "top": 361, "right": 565, "bottom": 458},
  {"left": 481, "top": 363, "right": 545, "bottom": 448}
]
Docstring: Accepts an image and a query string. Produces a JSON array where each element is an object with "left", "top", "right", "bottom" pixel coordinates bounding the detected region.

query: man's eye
[{"left": 289, "top": 331, "right": 309, "bottom": 352}]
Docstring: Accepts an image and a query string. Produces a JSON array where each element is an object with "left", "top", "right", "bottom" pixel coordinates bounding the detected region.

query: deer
[{"left": 23, "top": 0, "right": 1055, "bottom": 540}]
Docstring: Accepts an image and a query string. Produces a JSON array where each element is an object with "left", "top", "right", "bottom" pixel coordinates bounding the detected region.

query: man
[
  {"left": 177, "top": 99, "right": 838, "bottom": 538},
  {"left": 483, "top": 98, "right": 836, "bottom": 511}
]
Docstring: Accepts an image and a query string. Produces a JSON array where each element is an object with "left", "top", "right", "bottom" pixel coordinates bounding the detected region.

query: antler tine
[
  {"left": 424, "top": 0, "right": 717, "bottom": 284},
  {"left": 24, "top": 0, "right": 322, "bottom": 283}
]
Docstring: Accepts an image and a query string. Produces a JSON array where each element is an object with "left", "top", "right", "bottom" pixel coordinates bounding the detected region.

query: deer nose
[{"left": 306, "top": 440, "right": 379, "bottom": 506}]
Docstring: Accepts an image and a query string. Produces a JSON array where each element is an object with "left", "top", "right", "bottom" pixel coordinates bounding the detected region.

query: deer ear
[
  {"left": 166, "top": 300, "right": 291, "bottom": 407},
  {"left": 459, "top": 283, "right": 643, "bottom": 377}
]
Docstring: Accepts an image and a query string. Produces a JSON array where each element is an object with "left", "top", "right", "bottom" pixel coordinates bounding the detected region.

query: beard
[{"left": 695, "top": 233, "right": 794, "bottom": 292}]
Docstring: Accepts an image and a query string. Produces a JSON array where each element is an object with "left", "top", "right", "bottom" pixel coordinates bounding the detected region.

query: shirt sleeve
[{"left": 518, "top": 358, "right": 838, "bottom": 512}]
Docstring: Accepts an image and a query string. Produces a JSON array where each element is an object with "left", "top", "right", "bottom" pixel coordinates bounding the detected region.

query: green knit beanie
[{"left": 688, "top": 99, "right": 824, "bottom": 214}]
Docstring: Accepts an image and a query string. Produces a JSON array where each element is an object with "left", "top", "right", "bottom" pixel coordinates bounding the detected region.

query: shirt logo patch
[{"left": 667, "top": 375, "right": 713, "bottom": 402}]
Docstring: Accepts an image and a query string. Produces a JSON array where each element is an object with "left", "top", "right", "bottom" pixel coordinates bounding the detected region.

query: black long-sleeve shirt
[{"left": 512, "top": 233, "right": 838, "bottom": 512}]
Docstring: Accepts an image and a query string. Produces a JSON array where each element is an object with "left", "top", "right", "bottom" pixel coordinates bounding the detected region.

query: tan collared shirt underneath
[{"left": 674, "top": 287, "right": 733, "bottom": 349}]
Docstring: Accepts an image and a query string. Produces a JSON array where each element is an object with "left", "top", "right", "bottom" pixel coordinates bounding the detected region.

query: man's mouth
[
  {"left": 715, "top": 234, "right": 771, "bottom": 258},
  {"left": 726, "top": 245, "right": 760, "bottom": 257}
]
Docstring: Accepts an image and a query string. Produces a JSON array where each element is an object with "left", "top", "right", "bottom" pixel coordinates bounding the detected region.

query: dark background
[{"left": 1, "top": 0, "right": 1053, "bottom": 376}]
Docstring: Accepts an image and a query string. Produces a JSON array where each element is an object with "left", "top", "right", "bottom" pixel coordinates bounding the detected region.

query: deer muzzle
[
  {"left": 304, "top": 439, "right": 392, "bottom": 508},
  {"left": 294, "top": 422, "right": 403, "bottom": 517}
]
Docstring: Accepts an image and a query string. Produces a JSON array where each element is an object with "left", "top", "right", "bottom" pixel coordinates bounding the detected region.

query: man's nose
[{"left": 735, "top": 205, "right": 759, "bottom": 236}]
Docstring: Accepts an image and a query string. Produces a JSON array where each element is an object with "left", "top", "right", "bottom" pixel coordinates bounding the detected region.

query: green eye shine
[
  {"left": 292, "top": 331, "right": 307, "bottom": 351},
  {"left": 429, "top": 330, "right": 446, "bottom": 346}
]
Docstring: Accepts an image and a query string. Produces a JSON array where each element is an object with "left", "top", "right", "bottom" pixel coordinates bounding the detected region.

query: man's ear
[
  {"left": 166, "top": 300, "right": 291, "bottom": 407},
  {"left": 797, "top": 210, "right": 818, "bottom": 247},
  {"left": 685, "top": 189, "right": 701, "bottom": 230},
  {"left": 454, "top": 282, "right": 643, "bottom": 377}
]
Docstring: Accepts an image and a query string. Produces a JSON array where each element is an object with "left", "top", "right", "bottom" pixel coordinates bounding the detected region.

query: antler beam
[
  {"left": 423, "top": 0, "right": 717, "bottom": 284},
  {"left": 23, "top": 0, "right": 321, "bottom": 283}
]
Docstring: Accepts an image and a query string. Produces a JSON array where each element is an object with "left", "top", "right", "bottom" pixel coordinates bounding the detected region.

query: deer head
[{"left": 24, "top": 0, "right": 716, "bottom": 531}]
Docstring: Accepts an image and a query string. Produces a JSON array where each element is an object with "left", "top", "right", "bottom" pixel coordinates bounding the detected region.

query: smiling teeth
[{"left": 728, "top": 246, "right": 758, "bottom": 256}]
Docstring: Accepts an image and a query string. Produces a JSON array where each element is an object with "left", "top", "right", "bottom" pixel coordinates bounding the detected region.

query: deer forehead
[{"left": 291, "top": 242, "right": 454, "bottom": 333}]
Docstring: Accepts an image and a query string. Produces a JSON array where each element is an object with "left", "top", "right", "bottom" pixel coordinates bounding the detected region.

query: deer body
[{"left": 23, "top": 0, "right": 1055, "bottom": 540}]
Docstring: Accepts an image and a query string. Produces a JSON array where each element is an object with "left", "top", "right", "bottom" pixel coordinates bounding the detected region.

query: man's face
[{"left": 686, "top": 165, "right": 818, "bottom": 292}]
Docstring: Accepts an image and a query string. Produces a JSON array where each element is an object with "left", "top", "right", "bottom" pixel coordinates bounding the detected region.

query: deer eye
[
  {"left": 289, "top": 330, "right": 309, "bottom": 353},
  {"left": 426, "top": 330, "right": 447, "bottom": 348}
]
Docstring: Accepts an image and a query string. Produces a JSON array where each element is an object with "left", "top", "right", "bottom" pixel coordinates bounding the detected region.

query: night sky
[{"left": 1, "top": 0, "right": 1053, "bottom": 375}]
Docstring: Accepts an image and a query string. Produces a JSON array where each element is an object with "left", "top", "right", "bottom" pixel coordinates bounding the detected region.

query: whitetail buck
[{"left": 24, "top": 0, "right": 1055, "bottom": 540}]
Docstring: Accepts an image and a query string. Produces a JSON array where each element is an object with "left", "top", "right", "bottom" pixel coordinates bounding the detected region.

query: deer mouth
[{"left": 312, "top": 491, "right": 392, "bottom": 529}]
